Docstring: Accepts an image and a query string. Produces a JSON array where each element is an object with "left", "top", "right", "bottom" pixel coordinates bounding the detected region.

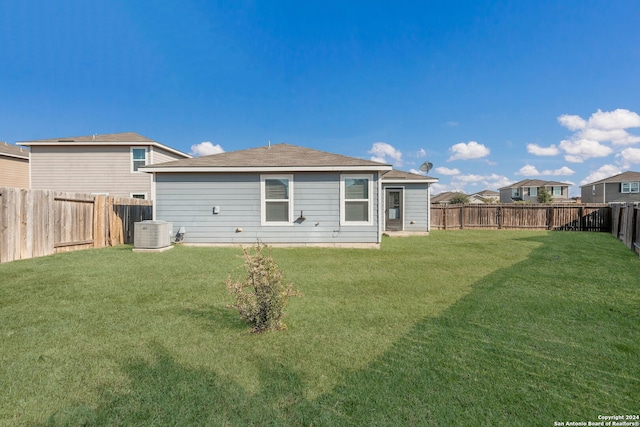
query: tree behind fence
[{"left": 0, "top": 187, "right": 152, "bottom": 263}]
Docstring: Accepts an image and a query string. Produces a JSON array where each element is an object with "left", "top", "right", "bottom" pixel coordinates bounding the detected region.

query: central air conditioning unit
[{"left": 134, "top": 220, "right": 172, "bottom": 249}]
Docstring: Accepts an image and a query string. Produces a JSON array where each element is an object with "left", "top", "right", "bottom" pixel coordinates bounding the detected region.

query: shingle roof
[
  {"left": 499, "top": 179, "right": 571, "bottom": 190},
  {"left": 382, "top": 169, "right": 437, "bottom": 182},
  {"left": 0, "top": 142, "right": 29, "bottom": 159},
  {"left": 580, "top": 171, "right": 640, "bottom": 187},
  {"left": 431, "top": 191, "right": 458, "bottom": 203},
  {"left": 142, "top": 143, "right": 391, "bottom": 171},
  {"left": 17, "top": 132, "right": 190, "bottom": 159},
  {"left": 19, "top": 132, "right": 154, "bottom": 144}
]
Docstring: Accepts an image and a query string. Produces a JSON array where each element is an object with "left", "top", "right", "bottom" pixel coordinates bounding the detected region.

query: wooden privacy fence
[
  {"left": 431, "top": 204, "right": 611, "bottom": 232},
  {"left": 610, "top": 203, "right": 640, "bottom": 256},
  {"left": 0, "top": 187, "right": 152, "bottom": 263}
]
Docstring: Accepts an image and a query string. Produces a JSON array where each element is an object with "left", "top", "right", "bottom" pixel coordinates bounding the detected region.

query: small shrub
[{"left": 226, "top": 243, "right": 301, "bottom": 333}]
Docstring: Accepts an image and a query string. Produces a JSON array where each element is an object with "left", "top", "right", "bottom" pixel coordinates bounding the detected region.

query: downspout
[
  {"left": 377, "top": 172, "right": 383, "bottom": 243},
  {"left": 151, "top": 172, "right": 157, "bottom": 220},
  {"left": 427, "top": 183, "right": 431, "bottom": 232}
]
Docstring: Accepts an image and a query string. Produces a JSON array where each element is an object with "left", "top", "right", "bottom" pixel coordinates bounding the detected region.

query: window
[
  {"left": 341, "top": 175, "right": 373, "bottom": 225},
  {"left": 592, "top": 185, "right": 596, "bottom": 196},
  {"left": 528, "top": 187, "right": 537, "bottom": 197},
  {"left": 621, "top": 182, "right": 639, "bottom": 193},
  {"left": 511, "top": 188, "right": 520, "bottom": 198},
  {"left": 131, "top": 147, "right": 147, "bottom": 172},
  {"left": 261, "top": 175, "right": 293, "bottom": 225},
  {"left": 552, "top": 186, "right": 562, "bottom": 196}
]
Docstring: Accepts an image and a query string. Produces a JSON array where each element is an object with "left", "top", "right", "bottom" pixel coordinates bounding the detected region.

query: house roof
[
  {"left": 381, "top": 169, "right": 438, "bottom": 183},
  {"left": 0, "top": 142, "right": 29, "bottom": 160},
  {"left": 580, "top": 171, "right": 640, "bottom": 187},
  {"left": 18, "top": 132, "right": 190, "bottom": 158},
  {"left": 499, "top": 179, "right": 571, "bottom": 190},
  {"left": 430, "top": 191, "right": 458, "bottom": 203},
  {"left": 141, "top": 143, "right": 392, "bottom": 173},
  {"left": 472, "top": 189, "right": 499, "bottom": 197}
]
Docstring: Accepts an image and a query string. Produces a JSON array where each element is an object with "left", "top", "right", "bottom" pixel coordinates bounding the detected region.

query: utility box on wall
[{"left": 134, "top": 220, "right": 172, "bottom": 249}]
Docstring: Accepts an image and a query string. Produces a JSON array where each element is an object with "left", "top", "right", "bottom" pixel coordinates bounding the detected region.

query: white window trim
[
  {"left": 528, "top": 187, "right": 537, "bottom": 197},
  {"left": 621, "top": 181, "right": 639, "bottom": 193},
  {"left": 552, "top": 186, "right": 562, "bottom": 196},
  {"left": 512, "top": 188, "right": 520, "bottom": 197},
  {"left": 340, "top": 174, "right": 374, "bottom": 226},
  {"left": 131, "top": 146, "right": 148, "bottom": 173},
  {"left": 260, "top": 174, "right": 294, "bottom": 226}
]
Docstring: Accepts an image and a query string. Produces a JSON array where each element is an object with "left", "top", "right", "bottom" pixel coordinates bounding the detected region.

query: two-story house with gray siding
[
  {"left": 141, "top": 143, "right": 437, "bottom": 247},
  {"left": 580, "top": 171, "right": 640, "bottom": 204},
  {"left": 0, "top": 142, "right": 30, "bottom": 188},
  {"left": 499, "top": 179, "right": 572, "bottom": 203},
  {"left": 18, "top": 132, "right": 190, "bottom": 199}
]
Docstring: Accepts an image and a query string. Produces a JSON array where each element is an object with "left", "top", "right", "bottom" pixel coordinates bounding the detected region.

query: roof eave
[
  {"left": 383, "top": 178, "right": 438, "bottom": 184},
  {"left": 18, "top": 140, "right": 191, "bottom": 159},
  {"left": 140, "top": 165, "right": 393, "bottom": 173}
]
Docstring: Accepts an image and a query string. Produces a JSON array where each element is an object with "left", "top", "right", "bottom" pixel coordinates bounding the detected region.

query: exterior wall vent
[{"left": 134, "top": 220, "right": 172, "bottom": 249}]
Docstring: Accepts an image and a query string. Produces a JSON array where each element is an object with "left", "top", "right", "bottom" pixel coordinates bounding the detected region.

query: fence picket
[{"left": 0, "top": 188, "right": 152, "bottom": 263}]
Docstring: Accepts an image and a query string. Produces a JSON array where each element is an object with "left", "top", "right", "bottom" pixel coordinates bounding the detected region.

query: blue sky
[{"left": 1, "top": 0, "right": 639, "bottom": 196}]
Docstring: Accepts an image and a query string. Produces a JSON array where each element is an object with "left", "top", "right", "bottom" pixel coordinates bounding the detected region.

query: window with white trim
[
  {"left": 621, "top": 181, "right": 639, "bottom": 193},
  {"left": 131, "top": 147, "right": 148, "bottom": 172},
  {"left": 261, "top": 175, "right": 293, "bottom": 225},
  {"left": 512, "top": 188, "right": 520, "bottom": 198},
  {"left": 528, "top": 187, "right": 537, "bottom": 197},
  {"left": 552, "top": 186, "right": 562, "bottom": 196},
  {"left": 341, "top": 174, "right": 373, "bottom": 225}
]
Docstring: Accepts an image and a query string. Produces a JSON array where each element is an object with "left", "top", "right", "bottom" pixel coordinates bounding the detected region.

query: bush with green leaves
[
  {"left": 226, "top": 243, "right": 301, "bottom": 332},
  {"left": 449, "top": 192, "right": 470, "bottom": 204}
]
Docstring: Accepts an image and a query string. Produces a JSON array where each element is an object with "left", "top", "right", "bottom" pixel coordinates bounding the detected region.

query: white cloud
[
  {"left": 616, "top": 147, "right": 640, "bottom": 169},
  {"left": 557, "top": 114, "right": 586, "bottom": 131},
  {"left": 446, "top": 121, "right": 459, "bottom": 127},
  {"left": 558, "top": 138, "right": 612, "bottom": 163},
  {"left": 516, "top": 165, "right": 540, "bottom": 175},
  {"left": 447, "top": 141, "right": 490, "bottom": 161},
  {"left": 518, "top": 165, "right": 575, "bottom": 176},
  {"left": 451, "top": 173, "right": 511, "bottom": 190},
  {"left": 409, "top": 169, "right": 425, "bottom": 175},
  {"left": 557, "top": 108, "right": 640, "bottom": 157},
  {"left": 190, "top": 141, "right": 224, "bottom": 157},
  {"left": 416, "top": 148, "right": 427, "bottom": 157},
  {"left": 434, "top": 166, "right": 460, "bottom": 175},
  {"left": 587, "top": 109, "right": 640, "bottom": 130},
  {"left": 580, "top": 164, "right": 622, "bottom": 186},
  {"left": 369, "top": 142, "right": 402, "bottom": 165},
  {"left": 527, "top": 143, "right": 560, "bottom": 156}
]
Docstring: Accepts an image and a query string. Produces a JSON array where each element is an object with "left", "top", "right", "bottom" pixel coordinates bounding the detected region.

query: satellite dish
[{"left": 419, "top": 161, "right": 433, "bottom": 173}]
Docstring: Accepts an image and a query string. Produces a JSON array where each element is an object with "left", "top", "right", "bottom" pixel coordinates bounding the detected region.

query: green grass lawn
[{"left": 1, "top": 231, "right": 638, "bottom": 426}]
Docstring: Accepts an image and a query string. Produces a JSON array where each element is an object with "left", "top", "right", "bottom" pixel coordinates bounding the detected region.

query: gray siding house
[
  {"left": 580, "top": 171, "right": 640, "bottom": 204},
  {"left": 18, "top": 132, "right": 190, "bottom": 199},
  {"left": 142, "top": 144, "right": 437, "bottom": 246},
  {"left": 499, "top": 179, "right": 572, "bottom": 203},
  {"left": 0, "top": 142, "right": 30, "bottom": 188}
]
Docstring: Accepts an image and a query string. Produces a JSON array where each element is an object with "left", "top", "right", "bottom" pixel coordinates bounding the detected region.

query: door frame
[{"left": 384, "top": 187, "right": 404, "bottom": 231}]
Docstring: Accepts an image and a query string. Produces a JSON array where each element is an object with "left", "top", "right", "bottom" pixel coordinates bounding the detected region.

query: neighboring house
[
  {"left": 18, "top": 132, "right": 190, "bottom": 199},
  {"left": 580, "top": 171, "right": 640, "bottom": 204},
  {"left": 431, "top": 191, "right": 458, "bottom": 204},
  {"left": 0, "top": 142, "right": 30, "bottom": 188},
  {"left": 499, "top": 179, "right": 572, "bottom": 203},
  {"left": 141, "top": 143, "right": 438, "bottom": 246},
  {"left": 470, "top": 189, "right": 499, "bottom": 204}
]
